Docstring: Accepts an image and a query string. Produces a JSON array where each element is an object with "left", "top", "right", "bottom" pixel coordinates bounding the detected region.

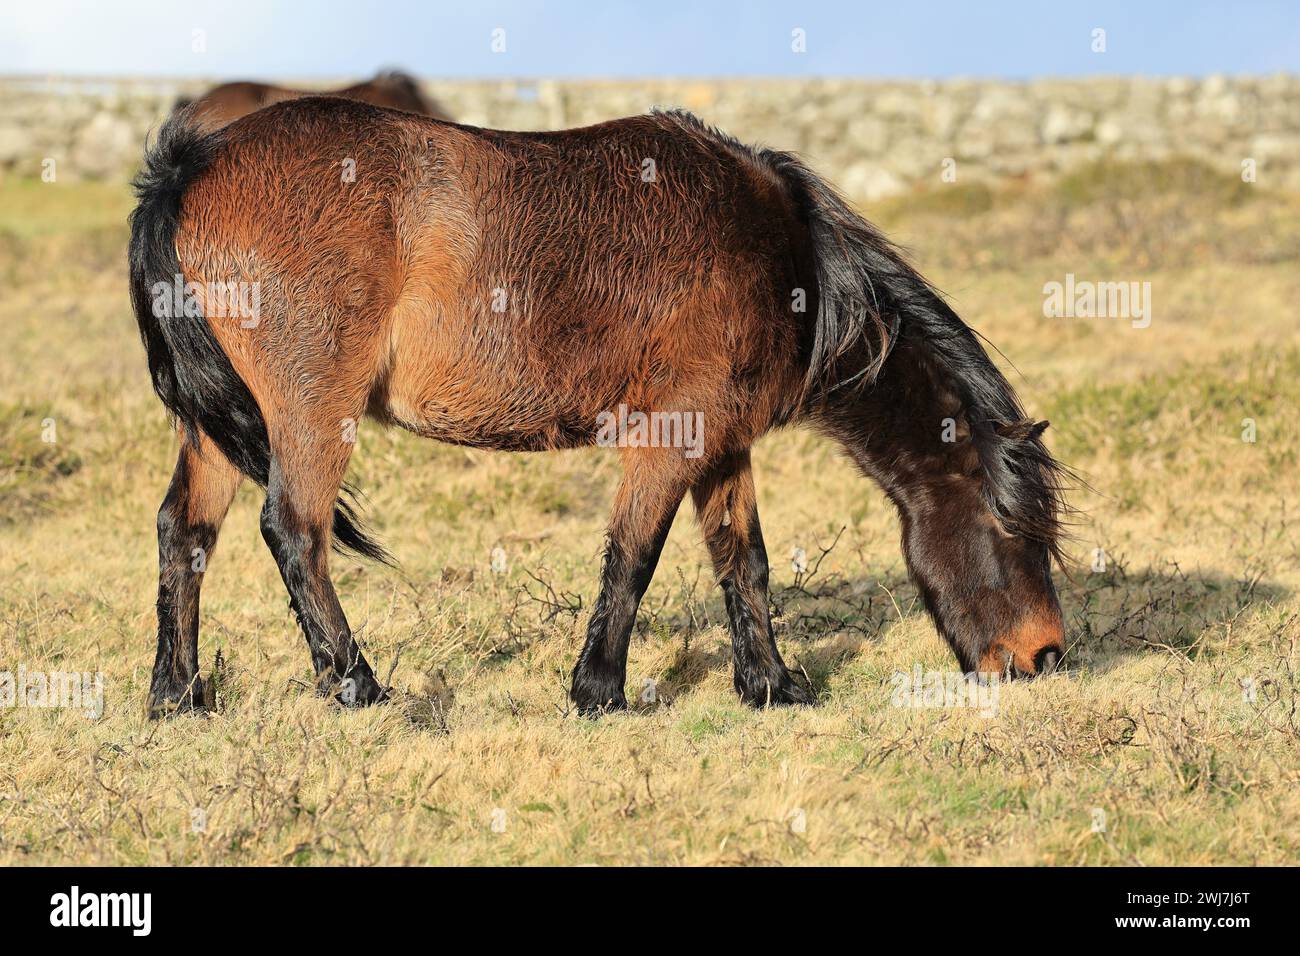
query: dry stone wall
[{"left": 1, "top": 74, "right": 1296, "bottom": 194}]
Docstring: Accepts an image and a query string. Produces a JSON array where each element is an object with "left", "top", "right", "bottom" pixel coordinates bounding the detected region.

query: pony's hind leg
[
  {"left": 570, "top": 452, "right": 688, "bottom": 715},
  {"left": 691, "top": 451, "right": 814, "bottom": 707},
  {"left": 259, "top": 427, "right": 387, "bottom": 707},
  {"left": 149, "top": 430, "right": 242, "bottom": 718}
]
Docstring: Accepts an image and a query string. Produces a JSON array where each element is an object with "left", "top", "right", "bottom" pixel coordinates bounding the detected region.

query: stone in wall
[{"left": 70, "top": 111, "right": 137, "bottom": 179}]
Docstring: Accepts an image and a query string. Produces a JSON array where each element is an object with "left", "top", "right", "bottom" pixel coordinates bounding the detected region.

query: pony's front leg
[
  {"left": 570, "top": 454, "right": 687, "bottom": 715},
  {"left": 691, "top": 451, "right": 814, "bottom": 707}
]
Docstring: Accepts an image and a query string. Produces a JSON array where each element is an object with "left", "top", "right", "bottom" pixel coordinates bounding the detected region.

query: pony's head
[
  {"left": 900, "top": 414, "right": 1069, "bottom": 678},
  {"left": 833, "top": 333, "right": 1073, "bottom": 675}
]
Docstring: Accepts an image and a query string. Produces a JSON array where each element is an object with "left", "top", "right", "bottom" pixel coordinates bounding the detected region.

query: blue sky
[{"left": 1, "top": 0, "right": 1296, "bottom": 78}]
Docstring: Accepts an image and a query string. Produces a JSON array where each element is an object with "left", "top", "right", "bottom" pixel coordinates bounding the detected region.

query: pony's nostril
[{"left": 1035, "top": 647, "right": 1061, "bottom": 675}]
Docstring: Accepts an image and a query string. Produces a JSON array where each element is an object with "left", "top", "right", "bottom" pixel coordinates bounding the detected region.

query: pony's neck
[{"left": 818, "top": 328, "right": 985, "bottom": 503}]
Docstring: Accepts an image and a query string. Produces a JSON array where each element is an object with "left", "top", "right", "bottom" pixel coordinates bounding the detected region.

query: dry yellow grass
[{"left": 1, "top": 162, "right": 1297, "bottom": 865}]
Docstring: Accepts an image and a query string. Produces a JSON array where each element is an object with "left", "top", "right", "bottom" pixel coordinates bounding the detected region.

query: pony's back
[{"left": 178, "top": 100, "right": 814, "bottom": 450}]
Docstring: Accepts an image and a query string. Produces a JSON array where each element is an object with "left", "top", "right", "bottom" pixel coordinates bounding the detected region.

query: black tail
[{"left": 127, "top": 113, "right": 390, "bottom": 563}]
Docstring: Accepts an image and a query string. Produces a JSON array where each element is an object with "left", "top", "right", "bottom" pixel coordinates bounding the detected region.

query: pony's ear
[{"left": 994, "top": 419, "right": 1050, "bottom": 441}]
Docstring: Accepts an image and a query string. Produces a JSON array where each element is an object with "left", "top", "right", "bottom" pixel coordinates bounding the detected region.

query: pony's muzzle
[{"left": 979, "top": 611, "right": 1066, "bottom": 678}]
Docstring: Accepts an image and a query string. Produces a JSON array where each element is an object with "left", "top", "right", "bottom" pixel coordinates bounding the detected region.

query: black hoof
[
  {"left": 735, "top": 668, "right": 816, "bottom": 708},
  {"left": 570, "top": 671, "right": 628, "bottom": 717},
  {"left": 147, "top": 677, "right": 208, "bottom": 720}
]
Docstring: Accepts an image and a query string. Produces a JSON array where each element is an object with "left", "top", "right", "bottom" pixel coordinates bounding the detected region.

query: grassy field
[{"left": 1, "top": 158, "right": 1297, "bottom": 866}]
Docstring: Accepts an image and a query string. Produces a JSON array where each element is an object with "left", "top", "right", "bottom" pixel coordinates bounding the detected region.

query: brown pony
[
  {"left": 175, "top": 70, "right": 448, "bottom": 131},
  {"left": 129, "top": 99, "right": 1069, "bottom": 718}
]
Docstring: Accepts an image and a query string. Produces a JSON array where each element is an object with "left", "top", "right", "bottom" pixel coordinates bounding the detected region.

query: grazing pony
[
  {"left": 129, "top": 99, "right": 1069, "bottom": 718},
  {"left": 175, "top": 70, "right": 448, "bottom": 132}
]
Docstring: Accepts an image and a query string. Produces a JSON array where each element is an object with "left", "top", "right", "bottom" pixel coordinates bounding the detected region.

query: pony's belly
[{"left": 380, "top": 377, "right": 601, "bottom": 452}]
